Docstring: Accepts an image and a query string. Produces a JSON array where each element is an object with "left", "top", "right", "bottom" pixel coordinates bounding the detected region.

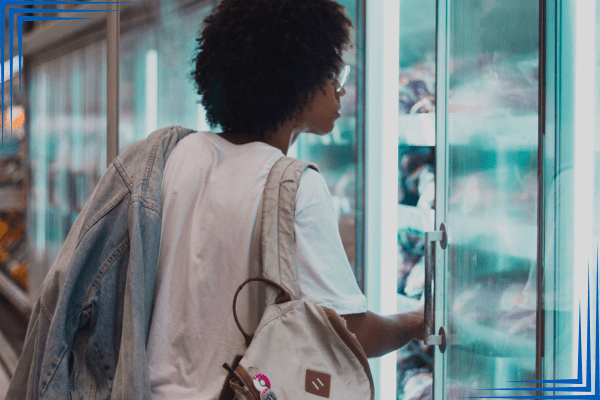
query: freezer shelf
[
  {"left": 447, "top": 213, "right": 536, "bottom": 262},
  {"left": 449, "top": 116, "right": 538, "bottom": 150},
  {"left": 450, "top": 314, "right": 535, "bottom": 359},
  {"left": 399, "top": 114, "right": 435, "bottom": 147},
  {"left": 398, "top": 204, "right": 435, "bottom": 231}
]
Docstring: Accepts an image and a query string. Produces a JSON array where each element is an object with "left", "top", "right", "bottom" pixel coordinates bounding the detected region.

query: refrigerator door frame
[
  {"left": 364, "top": 0, "right": 399, "bottom": 398},
  {"left": 433, "top": 0, "right": 449, "bottom": 398}
]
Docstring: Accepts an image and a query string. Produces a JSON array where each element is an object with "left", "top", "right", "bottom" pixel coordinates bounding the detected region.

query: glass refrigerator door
[
  {"left": 430, "top": 1, "right": 539, "bottom": 398},
  {"left": 119, "top": 0, "right": 216, "bottom": 151},
  {"left": 292, "top": 0, "right": 363, "bottom": 286}
]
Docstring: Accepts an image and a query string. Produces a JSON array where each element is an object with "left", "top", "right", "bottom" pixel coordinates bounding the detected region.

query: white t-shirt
[{"left": 147, "top": 131, "right": 367, "bottom": 399}]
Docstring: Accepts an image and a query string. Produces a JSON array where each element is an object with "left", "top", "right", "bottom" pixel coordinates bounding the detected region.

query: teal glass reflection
[
  {"left": 294, "top": 0, "right": 362, "bottom": 285},
  {"left": 119, "top": 0, "right": 215, "bottom": 151},
  {"left": 156, "top": 2, "right": 215, "bottom": 133},
  {"left": 28, "top": 41, "right": 107, "bottom": 297},
  {"left": 443, "top": 0, "right": 539, "bottom": 397}
]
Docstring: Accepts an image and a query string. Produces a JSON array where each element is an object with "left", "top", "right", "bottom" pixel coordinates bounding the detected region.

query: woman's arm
[{"left": 341, "top": 308, "right": 424, "bottom": 358}]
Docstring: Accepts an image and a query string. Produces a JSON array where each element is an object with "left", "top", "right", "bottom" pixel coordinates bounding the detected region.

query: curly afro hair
[{"left": 190, "top": 0, "right": 353, "bottom": 139}]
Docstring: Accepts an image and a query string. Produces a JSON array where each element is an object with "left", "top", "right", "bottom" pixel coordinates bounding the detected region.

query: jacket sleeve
[
  {"left": 6, "top": 298, "right": 45, "bottom": 400},
  {"left": 110, "top": 202, "right": 161, "bottom": 399}
]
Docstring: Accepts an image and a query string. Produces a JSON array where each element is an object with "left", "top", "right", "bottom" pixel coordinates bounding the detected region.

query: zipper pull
[{"left": 222, "top": 362, "right": 236, "bottom": 375}]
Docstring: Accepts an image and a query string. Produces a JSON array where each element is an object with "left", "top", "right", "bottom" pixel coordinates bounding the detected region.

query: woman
[{"left": 146, "top": 0, "right": 424, "bottom": 398}]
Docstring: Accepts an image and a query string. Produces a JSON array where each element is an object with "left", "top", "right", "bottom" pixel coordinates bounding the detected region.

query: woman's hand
[
  {"left": 407, "top": 305, "right": 426, "bottom": 341},
  {"left": 342, "top": 306, "right": 426, "bottom": 358}
]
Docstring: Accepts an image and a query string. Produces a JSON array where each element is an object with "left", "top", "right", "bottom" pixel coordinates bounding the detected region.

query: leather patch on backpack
[{"left": 305, "top": 369, "right": 331, "bottom": 398}]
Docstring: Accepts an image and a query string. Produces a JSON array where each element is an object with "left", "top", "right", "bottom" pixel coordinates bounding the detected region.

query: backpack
[{"left": 221, "top": 157, "right": 374, "bottom": 399}]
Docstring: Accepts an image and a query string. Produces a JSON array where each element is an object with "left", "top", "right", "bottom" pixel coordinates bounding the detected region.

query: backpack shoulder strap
[{"left": 261, "top": 156, "right": 319, "bottom": 299}]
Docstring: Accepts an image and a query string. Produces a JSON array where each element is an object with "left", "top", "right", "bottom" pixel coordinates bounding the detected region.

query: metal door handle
[{"left": 424, "top": 222, "right": 447, "bottom": 352}]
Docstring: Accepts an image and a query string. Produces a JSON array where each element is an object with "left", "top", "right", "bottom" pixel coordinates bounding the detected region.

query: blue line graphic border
[
  {"left": 3, "top": 5, "right": 600, "bottom": 399},
  {"left": 467, "top": 251, "right": 600, "bottom": 399}
]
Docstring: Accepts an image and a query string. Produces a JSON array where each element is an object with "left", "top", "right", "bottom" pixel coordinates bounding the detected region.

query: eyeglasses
[{"left": 333, "top": 65, "right": 350, "bottom": 93}]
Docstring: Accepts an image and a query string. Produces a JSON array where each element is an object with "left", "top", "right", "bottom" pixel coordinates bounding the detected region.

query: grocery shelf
[
  {"left": 0, "top": 205, "right": 26, "bottom": 213},
  {"left": 398, "top": 115, "right": 538, "bottom": 150},
  {"left": 0, "top": 155, "right": 24, "bottom": 162},
  {"left": 398, "top": 203, "right": 435, "bottom": 231},
  {"left": 0, "top": 184, "right": 24, "bottom": 212},
  {"left": 448, "top": 115, "right": 538, "bottom": 150},
  {"left": 0, "top": 175, "right": 24, "bottom": 184},
  {"left": 0, "top": 159, "right": 26, "bottom": 184},
  {"left": 0, "top": 271, "right": 31, "bottom": 317}
]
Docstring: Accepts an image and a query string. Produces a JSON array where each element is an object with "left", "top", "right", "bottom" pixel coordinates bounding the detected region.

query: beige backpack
[{"left": 221, "top": 157, "right": 374, "bottom": 400}]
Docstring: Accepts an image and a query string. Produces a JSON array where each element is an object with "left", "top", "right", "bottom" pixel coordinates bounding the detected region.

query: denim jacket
[{"left": 7, "top": 126, "right": 195, "bottom": 400}]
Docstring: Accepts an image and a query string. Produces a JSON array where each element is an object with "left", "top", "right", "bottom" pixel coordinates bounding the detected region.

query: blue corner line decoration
[
  {"left": 467, "top": 249, "right": 600, "bottom": 399},
  {"left": 0, "top": 0, "right": 137, "bottom": 148}
]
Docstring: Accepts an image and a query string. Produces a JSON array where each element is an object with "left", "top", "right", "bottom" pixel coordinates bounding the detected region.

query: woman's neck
[{"left": 219, "top": 121, "right": 300, "bottom": 155}]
